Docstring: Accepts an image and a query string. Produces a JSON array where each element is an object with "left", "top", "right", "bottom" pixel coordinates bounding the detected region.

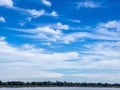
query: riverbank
[{"left": 0, "top": 81, "right": 120, "bottom": 88}]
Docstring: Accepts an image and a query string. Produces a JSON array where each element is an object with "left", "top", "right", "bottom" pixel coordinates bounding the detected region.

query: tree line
[{"left": 0, "top": 81, "right": 120, "bottom": 87}]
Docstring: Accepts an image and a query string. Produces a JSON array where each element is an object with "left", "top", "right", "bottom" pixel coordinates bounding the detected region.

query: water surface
[{"left": 0, "top": 87, "right": 120, "bottom": 90}]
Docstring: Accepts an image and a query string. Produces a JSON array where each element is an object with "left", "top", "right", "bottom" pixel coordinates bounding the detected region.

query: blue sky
[{"left": 0, "top": 0, "right": 120, "bottom": 83}]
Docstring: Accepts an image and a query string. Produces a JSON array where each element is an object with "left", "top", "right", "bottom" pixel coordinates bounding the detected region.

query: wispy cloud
[
  {"left": 67, "top": 40, "right": 120, "bottom": 82},
  {"left": 27, "top": 9, "right": 46, "bottom": 18},
  {"left": 11, "top": 20, "right": 120, "bottom": 44},
  {"left": 41, "top": 0, "right": 52, "bottom": 7},
  {"left": 0, "top": 17, "right": 6, "bottom": 23},
  {"left": 19, "top": 22, "right": 25, "bottom": 27},
  {"left": 69, "top": 19, "right": 81, "bottom": 23},
  {"left": 77, "top": 1, "right": 101, "bottom": 9},
  {"left": 14, "top": 7, "right": 58, "bottom": 19},
  {"left": 10, "top": 7, "right": 59, "bottom": 27},
  {"left": 65, "top": 20, "right": 120, "bottom": 43},
  {"left": 49, "top": 11, "right": 58, "bottom": 17},
  {"left": 12, "top": 22, "right": 69, "bottom": 43},
  {"left": 0, "top": 0, "right": 13, "bottom": 8},
  {"left": 45, "top": 10, "right": 58, "bottom": 17},
  {"left": 56, "top": 22, "right": 69, "bottom": 30}
]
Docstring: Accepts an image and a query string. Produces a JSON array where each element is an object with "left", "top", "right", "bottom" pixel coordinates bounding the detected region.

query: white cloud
[
  {"left": 0, "top": 37, "right": 79, "bottom": 67},
  {"left": 98, "top": 20, "right": 120, "bottom": 31},
  {"left": 0, "top": 36, "right": 79, "bottom": 80},
  {"left": 12, "top": 7, "right": 58, "bottom": 20},
  {"left": 42, "top": 42, "right": 51, "bottom": 46},
  {"left": 41, "top": 0, "right": 52, "bottom": 7},
  {"left": 26, "top": 9, "right": 58, "bottom": 19},
  {"left": 64, "top": 20, "right": 120, "bottom": 43},
  {"left": 32, "top": 26, "right": 61, "bottom": 35},
  {"left": 27, "top": 9, "right": 46, "bottom": 18},
  {"left": 19, "top": 22, "right": 25, "bottom": 26},
  {"left": 45, "top": 11, "right": 58, "bottom": 17},
  {"left": 75, "top": 41, "right": 120, "bottom": 70},
  {"left": 22, "top": 44, "right": 35, "bottom": 49},
  {"left": 0, "top": 0, "right": 13, "bottom": 7},
  {"left": 71, "top": 73, "right": 120, "bottom": 82},
  {"left": 0, "top": 36, "right": 6, "bottom": 41},
  {"left": 0, "top": 17, "right": 6, "bottom": 23},
  {"left": 2, "top": 20, "right": 120, "bottom": 82},
  {"left": 12, "top": 20, "right": 120, "bottom": 44},
  {"left": 69, "top": 19, "right": 81, "bottom": 23},
  {"left": 56, "top": 22, "right": 69, "bottom": 30},
  {"left": 77, "top": 1, "right": 100, "bottom": 9},
  {"left": 17, "top": 24, "right": 62, "bottom": 44},
  {"left": 62, "top": 35, "right": 75, "bottom": 44},
  {"left": 13, "top": 22, "right": 70, "bottom": 43},
  {"left": 1, "top": 34, "right": 120, "bottom": 81},
  {"left": 93, "top": 20, "right": 120, "bottom": 40},
  {"left": 67, "top": 41, "right": 120, "bottom": 82},
  {"left": 50, "top": 11, "right": 58, "bottom": 17},
  {"left": 1, "top": 70, "right": 64, "bottom": 80}
]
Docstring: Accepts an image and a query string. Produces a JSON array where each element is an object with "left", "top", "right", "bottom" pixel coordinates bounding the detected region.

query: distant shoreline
[
  {"left": 0, "top": 86, "right": 120, "bottom": 88},
  {"left": 0, "top": 81, "right": 120, "bottom": 88}
]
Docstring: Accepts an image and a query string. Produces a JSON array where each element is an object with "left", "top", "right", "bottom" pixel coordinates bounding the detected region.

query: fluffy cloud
[
  {"left": 0, "top": 0, "right": 13, "bottom": 7},
  {"left": 0, "top": 36, "right": 79, "bottom": 65},
  {"left": 41, "top": 0, "right": 52, "bottom": 7},
  {"left": 1, "top": 35, "right": 120, "bottom": 82},
  {"left": 94, "top": 20, "right": 120, "bottom": 40},
  {"left": 0, "top": 36, "right": 79, "bottom": 80},
  {"left": 56, "top": 22, "right": 69, "bottom": 30},
  {"left": 50, "top": 11, "right": 58, "bottom": 17},
  {"left": 26, "top": 9, "right": 58, "bottom": 19},
  {"left": 27, "top": 9, "right": 46, "bottom": 18},
  {"left": 0, "top": 17, "right": 6, "bottom": 23},
  {"left": 77, "top": 1, "right": 100, "bottom": 9},
  {"left": 98, "top": 20, "right": 120, "bottom": 32}
]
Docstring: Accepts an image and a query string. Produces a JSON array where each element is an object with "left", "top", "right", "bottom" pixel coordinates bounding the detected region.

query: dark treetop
[{"left": 0, "top": 81, "right": 120, "bottom": 87}]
